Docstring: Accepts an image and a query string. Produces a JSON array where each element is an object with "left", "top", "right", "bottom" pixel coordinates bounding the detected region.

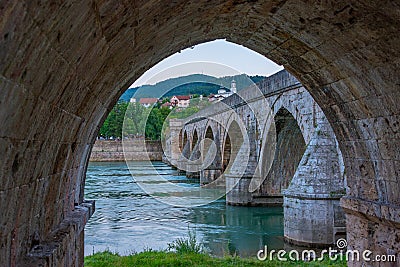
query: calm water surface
[{"left": 84, "top": 161, "right": 284, "bottom": 256}]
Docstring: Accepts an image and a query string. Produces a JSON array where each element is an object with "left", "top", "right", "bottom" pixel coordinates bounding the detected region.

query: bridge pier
[
  {"left": 166, "top": 119, "right": 184, "bottom": 167},
  {"left": 225, "top": 143, "right": 259, "bottom": 205},
  {"left": 177, "top": 142, "right": 191, "bottom": 175},
  {"left": 182, "top": 159, "right": 200, "bottom": 179},
  {"left": 186, "top": 171, "right": 200, "bottom": 179},
  {"left": 177, "top": 169, "right": 186, "bottom": 175},
  {"left": 226, "top": 175, "right": 284, "bottom": 206},
  {"left": 184, "top": 158, "right": 200, "bottom": 179},
  {"left": 225, "top": 175, "right": 254, "bottom": 205},
  {"left": 283, "top": 121, "right": 346, "bottom": 247},
  {"left": 200, "top": 169, "right": 223, "bottom": 186}
]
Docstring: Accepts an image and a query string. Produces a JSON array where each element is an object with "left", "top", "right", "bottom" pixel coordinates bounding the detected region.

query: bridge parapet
[{"left": 185, "top": 70, "right": 301, "bottom": 125}]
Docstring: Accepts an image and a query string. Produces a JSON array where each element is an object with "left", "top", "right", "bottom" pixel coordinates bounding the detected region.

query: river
[{"left": 84, "top": 161, "right": 284, "bottom": 257}]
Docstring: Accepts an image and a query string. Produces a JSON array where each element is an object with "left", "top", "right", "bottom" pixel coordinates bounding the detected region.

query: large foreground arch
[{"left": 1, "top": 1, "right": 399, "bottom": 266}]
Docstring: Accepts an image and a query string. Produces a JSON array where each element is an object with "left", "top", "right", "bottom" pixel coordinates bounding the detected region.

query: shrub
[{"left": 167, "top": 226, "right": 205, "bottom": 254}]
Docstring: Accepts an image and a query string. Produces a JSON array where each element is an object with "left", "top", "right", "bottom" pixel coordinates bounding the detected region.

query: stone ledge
[
  {"left": 80, "top": 200, "right": 95, "bottom": 219},
  {"left": 20, "top": 200, "right": 95, "bottom": 266},
  {"left": 223, "top": 174, "right": 258, "bottom": 180},
  {"left": 252, "top": 194, "right": 283, "bottom": 198},
  {"left": 226, "top": 201, "right": 263, "bottom": 207},
  {"left": 283, "top": 236, "right": 334, "bottom": 249},
  {"left": 283, "top": 191, "right": 344, "bottom": 200},
  {"left": 250, "top": 195, "right": 283, "bottom": 207},
  {"left": 340, "top": 197, "right": 400, "bottom": 227}
]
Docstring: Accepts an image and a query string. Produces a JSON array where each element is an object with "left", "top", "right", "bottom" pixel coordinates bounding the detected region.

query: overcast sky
[{"left": 132, "top": 39, "right": 283, "bottom": 87}]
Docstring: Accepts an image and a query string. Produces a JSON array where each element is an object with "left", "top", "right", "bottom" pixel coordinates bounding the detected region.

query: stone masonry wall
[{"left": 90, "top": 139, "right": 163, "bottom": 161}]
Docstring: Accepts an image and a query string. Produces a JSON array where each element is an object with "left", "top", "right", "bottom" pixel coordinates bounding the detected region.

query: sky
[{"left": 132, "top": 39, "right": 283, "bottom": 87}]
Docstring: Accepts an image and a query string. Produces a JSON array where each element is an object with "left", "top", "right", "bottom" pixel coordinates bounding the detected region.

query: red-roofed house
[
  {"left": 170, "top": 95, "right": 190, "bottom": 108},
  {"left": 139, "top": 98, "right": 158, "bottom": 108}
]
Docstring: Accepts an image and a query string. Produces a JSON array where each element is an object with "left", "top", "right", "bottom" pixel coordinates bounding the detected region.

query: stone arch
[
  {"left": 202, "top": 125, "right": 214, "bottom": 159},
  {"left": 179, "top": 128, "right": 189, "bottom": 153},
  {"left": 182, "top": 130, "right": 188, "bottom": 151},
  {"left": 222, "top": 132, "right": 231, "bottom": 173},
  {"left": 186, "top": 127, "right": 201, "bottom": 178},
  {"left": 178, "top": 129, "right": 183, "bottom": 152},
  {"left": 269, "top": 90, "right": 315, "bottom": 145},
  {"left": 201, "top": 120, "right": 220, "bottom": 158},
  {"left": 191, "top": 129, "right": 199, "bottom": 152},
  {"left": 0, "top": 1, "right": 399, "bottom": 265},
  {"left": 199, "top": 121, "right": 224, "bottom": 185},
  {"left": 176, "top": 126, "right": 192, "bottom": 172},
  {"left": 221, "top": 119, "right": 244, "bottom": 174},
  {"left": 258, "top": 107, "right": 306, "bottom": 195},
  {"left": 204, "top": 124, "right": 215, "bottom": 140}
]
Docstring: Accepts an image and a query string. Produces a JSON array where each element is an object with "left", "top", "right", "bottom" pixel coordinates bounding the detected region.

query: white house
[
  {"left": 170, "top": 95, "right": 190, "bottom": 108},
  {"left": 139, "top": 98, "right": 158, "bottom": 108},
  {"left": 213, "top": 79, "right": 237, "bottom": 101}
]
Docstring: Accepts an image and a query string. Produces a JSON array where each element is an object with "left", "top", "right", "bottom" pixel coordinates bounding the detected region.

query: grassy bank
[{"left": 85, "top": 251, "right": 346, "bottom": 267}]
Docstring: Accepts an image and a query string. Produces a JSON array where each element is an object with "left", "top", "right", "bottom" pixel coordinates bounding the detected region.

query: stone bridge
[
  {"left": 1, "top": 1, "right": 399, "bottom": 266},
  {"left": 165, "top": 70, "right": 346, "bottom": 247}
]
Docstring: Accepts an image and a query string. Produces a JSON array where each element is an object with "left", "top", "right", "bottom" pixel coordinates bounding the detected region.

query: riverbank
[
  {"left": 85, "top": 251, "right": 346, "bottom": 267},
  {"left": 89, "top": 139, "right": 163, "bottom": 161}
]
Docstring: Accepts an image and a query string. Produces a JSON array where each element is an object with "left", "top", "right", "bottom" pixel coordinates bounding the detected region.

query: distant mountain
[
  {"left": 121, "top": 88, "right": 138, "bottom": 102},
  {"left": 119, "top": 74, "right": 266, "bottom": 101}
]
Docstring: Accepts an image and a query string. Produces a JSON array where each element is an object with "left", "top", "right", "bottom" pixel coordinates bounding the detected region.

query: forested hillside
[{"left": 119, "top": 74, "right": 266, "bottom": 101}]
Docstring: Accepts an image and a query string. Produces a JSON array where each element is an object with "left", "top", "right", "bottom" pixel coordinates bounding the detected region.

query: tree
[
  {"left": 144, "top": 107, "right": 171, "bottom": 140},
  {"left": 99, "top": 102, "right": 128, "bottom": 139},
  {"left": 123, "top": 103, "right": 148, "bottom": 138}
]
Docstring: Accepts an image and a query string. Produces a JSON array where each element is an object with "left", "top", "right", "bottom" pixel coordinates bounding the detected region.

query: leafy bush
[{"left": 167, "top": 226, "right": 205, "bottom": 254}]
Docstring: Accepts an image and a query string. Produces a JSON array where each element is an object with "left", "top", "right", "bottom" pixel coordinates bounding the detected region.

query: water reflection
[{"left": 84, "top": 161, "right": 284, "bottom": 256}]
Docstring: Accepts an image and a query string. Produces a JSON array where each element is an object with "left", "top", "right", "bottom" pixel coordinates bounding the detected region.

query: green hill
[{"left": 119, "top": 74, "right": 265, "bottom": 101}]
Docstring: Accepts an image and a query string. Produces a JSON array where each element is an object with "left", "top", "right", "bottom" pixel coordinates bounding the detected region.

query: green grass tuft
[{"left": 167, "top": 226, "right": 205, "bottom": 254}]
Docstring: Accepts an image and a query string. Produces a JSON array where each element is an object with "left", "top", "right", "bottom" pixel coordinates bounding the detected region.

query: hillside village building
[
  {"left": 209, "top": 79, "right": 237, "bottom": 102},
  {"left": 170, "top": 95, "right": 190, "bottom": 108},
  {"left": 130, "top": 97, "right": 159, "bottom": 108},
  {"left": 161, "top": 102, "right": 173, "bottom": 109}
]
